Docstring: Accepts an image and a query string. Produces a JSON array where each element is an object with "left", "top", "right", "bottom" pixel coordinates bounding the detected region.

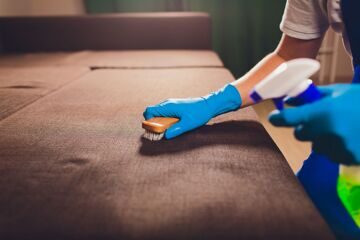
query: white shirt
[{"left": 280, "top": 0, "right": 351, "bottom": 55}]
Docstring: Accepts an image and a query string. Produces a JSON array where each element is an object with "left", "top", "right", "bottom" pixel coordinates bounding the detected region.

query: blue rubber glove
[
  {"left": 269, "top": 84, "right": 360, "bottom": 165},
  {"left": 143, "top": 84, "right": 242, "bottom": 139}
]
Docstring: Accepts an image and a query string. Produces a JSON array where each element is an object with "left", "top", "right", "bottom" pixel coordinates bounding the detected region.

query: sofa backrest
[{"left": 0, "top": 12, "right": 212, "bottom": 53}]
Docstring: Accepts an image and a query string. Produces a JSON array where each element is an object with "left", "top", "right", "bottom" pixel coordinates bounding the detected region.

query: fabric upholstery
[
  {"left": 60, "top": 50, "right": 224, "bottom": 69},
  {"left": 0, "top": 51, "right": 223, "bottom": 69},
  {"left": 0, "top": 68, "right": 334, "bottom": 239},
  {"left": 0, "top": 13, "right": 211, "bottom": 53},
  {"left": 0, "top": 52, "right": 87, "bottom": 67},
  {"left": 0, "top": 67, "right": 88, "bottom": 121}
]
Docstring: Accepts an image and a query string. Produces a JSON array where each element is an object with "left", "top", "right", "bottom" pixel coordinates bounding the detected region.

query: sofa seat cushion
[{"left": 0, "top": 68, "right": 333, "bottom": 239}]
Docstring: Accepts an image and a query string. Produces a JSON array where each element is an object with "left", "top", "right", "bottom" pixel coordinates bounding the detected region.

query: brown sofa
[{"left": 0, "top": 13, "right": 334, "bottom": 239}]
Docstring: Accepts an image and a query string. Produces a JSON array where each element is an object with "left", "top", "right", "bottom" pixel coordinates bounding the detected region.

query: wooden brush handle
[{"left": 142, "top": 117, "right": 179, "bottom": 134}]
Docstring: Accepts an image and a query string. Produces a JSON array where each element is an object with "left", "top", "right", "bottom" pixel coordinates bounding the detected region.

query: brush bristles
[{"left": 143, "top": 130, "right": 165, "bottom": 141}]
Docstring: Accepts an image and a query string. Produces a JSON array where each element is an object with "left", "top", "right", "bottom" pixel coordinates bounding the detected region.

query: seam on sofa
[{"left": 89, "top": 66, "right": 226, "bottom": 71}]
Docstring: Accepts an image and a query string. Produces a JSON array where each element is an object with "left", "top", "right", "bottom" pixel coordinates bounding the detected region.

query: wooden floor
[{"left": 253, "top": 100, "right": 311, "bottom": 173}]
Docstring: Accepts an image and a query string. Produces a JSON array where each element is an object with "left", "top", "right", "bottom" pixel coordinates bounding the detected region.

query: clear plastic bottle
[{"left": 337, "top": 165, "right": 360, "bottom": 227}]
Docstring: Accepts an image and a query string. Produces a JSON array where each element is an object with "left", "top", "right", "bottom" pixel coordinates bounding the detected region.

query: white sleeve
[{"left": 280, "top": 0, "right": 330, "bottom": 40}]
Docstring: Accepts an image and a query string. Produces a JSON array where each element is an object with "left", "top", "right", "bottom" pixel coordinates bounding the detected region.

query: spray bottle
[
  {"left": 338, "top": 165, "right": 360, "bottom": 227},
  {"left": 250, "top": 58, "right": 360, "bottom": 227},
  {"left": 250, "top": 58, "right": 321, "bottom": 109}
]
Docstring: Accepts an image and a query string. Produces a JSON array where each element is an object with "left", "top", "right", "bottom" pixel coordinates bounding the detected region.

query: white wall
[{"left": 0, "top": 0, "right": 85, "bottom": 16}]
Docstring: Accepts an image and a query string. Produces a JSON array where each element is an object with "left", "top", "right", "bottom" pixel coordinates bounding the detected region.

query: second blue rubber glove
[
  {"left": 269, "top": 84, "right": 360, "bottom": 165},
  {"left": 143, "top": 84, "right": 242, "bottom": 139}
]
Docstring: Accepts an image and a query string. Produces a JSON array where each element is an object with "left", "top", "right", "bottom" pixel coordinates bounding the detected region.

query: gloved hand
[
  {"left": 143, "top": 84, "right": 242, "bottom": 139},
  {"left": 269, "top": 84, "right": 360, "bottom": 165}
]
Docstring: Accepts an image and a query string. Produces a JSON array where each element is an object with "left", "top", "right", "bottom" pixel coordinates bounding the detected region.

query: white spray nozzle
[{"left": 250, "top": 58, "right": 320, "bottom": 102}]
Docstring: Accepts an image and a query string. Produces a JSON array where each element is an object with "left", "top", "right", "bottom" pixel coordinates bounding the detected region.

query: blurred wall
[
  {"left": 317, "top": 29, "right": 353, "bottom": 83},
  {"left": 0, "top": 0, "right": 84, "bottom": 16},
  {"left": 336, "top": 39, "right": 353, "bottom": 80}
]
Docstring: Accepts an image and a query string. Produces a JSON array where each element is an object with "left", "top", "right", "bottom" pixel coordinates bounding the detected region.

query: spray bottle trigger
[{"left": 273, "top": 97, "right": 285, "bottom": 110}]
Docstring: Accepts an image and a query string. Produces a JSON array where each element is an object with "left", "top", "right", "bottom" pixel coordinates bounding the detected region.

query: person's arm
[
  {"left": 233, "top": 34, "right": 324, "bottom": 107},
  {"left": 143, "top": 34, "right": 324, "bottom": 139}
]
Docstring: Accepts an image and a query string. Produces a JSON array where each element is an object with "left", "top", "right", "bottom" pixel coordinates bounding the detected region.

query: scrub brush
[{"left": 142, "top": 117, "right": 179, "bottom": 141}]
